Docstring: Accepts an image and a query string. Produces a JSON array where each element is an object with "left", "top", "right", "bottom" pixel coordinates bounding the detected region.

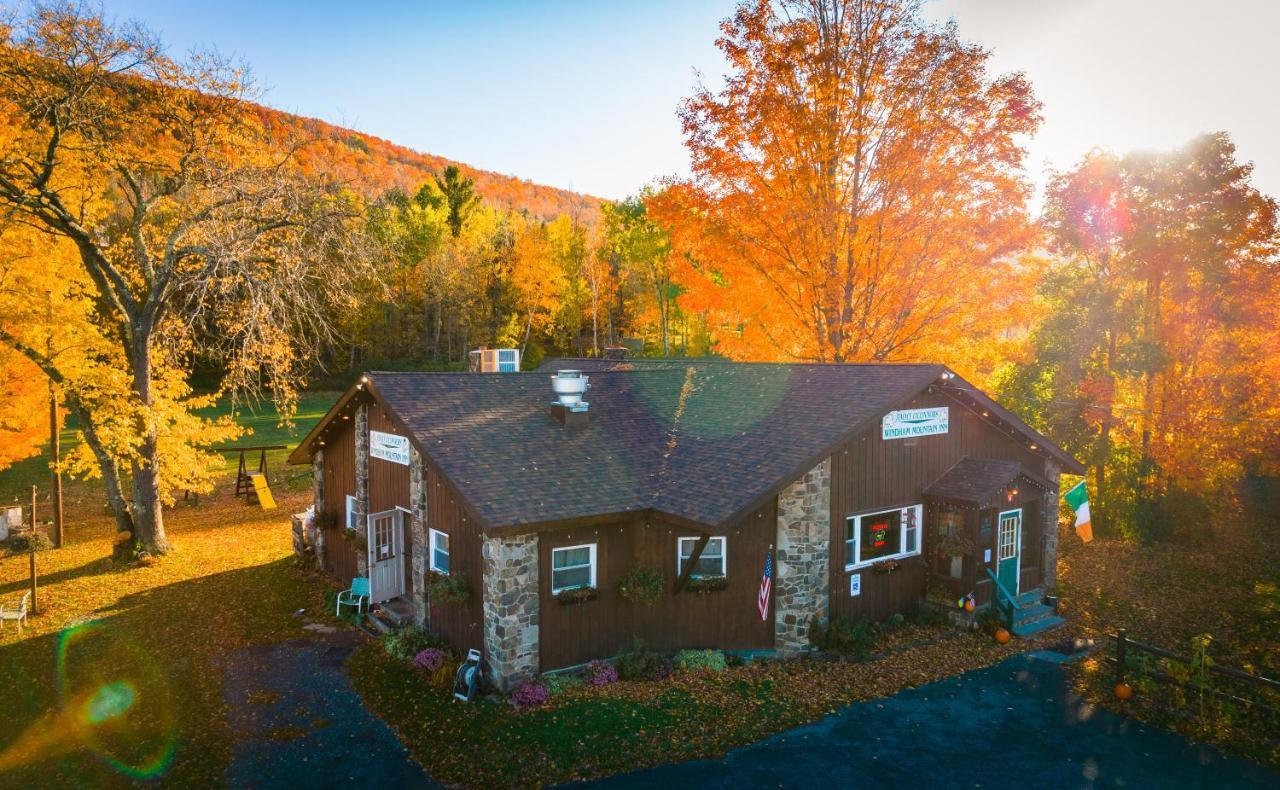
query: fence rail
[{"left": 1108, "top": 630, "right": 1280, "bottom": 717}]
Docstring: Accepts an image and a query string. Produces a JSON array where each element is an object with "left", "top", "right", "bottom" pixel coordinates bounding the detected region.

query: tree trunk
[
  {"left": 128, "top": 334, "right": 169, "bottom": 555},
  {"left": 66, "top": 398, "right": 137, "bottom": 556}
]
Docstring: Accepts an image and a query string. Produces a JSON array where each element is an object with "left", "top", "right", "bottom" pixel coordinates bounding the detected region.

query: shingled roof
[
  {"left": 923, "top": 457, "right": 1054, "bottom": 508},
  {"left": 292, "top": 359, "right": 1081, "bottom": 534}
]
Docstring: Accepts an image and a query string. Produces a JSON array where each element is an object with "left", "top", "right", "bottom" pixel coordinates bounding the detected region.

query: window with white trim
[
  {"left": 677, "top": 536, "right": 727, "bottom": 578},
  {"left": 845, "top": 504, "right": 923, "bottom": 569},
  {"left": 551, "top": 544, "right": 596, "bottom": 593},
  {"left": 497, "top": 349, "right": 519, "bottom": 372},
  {"left": 345, "top": 495, "right": 359, "bottom": 530},
  {"left": 429, "top": 528, "right": 450, "bottom": 574}
]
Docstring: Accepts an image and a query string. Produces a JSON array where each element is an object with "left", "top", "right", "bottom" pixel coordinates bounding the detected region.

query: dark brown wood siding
[
  {"left": 422, "top": 464, "right": 487, "bottom": 658},
  {"left": 368, "top": 406, "right": 413, "bottom": 599},
  {"left": 829, "top": 386, "right": 1050, "bottom": 622},
  {"left": 321, "top": 414, "right": 358, "bottom": 583},
  {"left": 537, "top": 503, "right": 776, "bottom": 672}
]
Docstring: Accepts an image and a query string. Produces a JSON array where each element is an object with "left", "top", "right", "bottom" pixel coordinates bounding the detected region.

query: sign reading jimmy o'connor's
[
  {"left": 369, "top": 430, "right": 411, "bottom": 465},
  {"left": 881, "top": 407, "right": 949, "bottom": 440}
]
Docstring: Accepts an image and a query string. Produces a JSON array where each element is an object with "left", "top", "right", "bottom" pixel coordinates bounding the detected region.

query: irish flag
[{"left": 1063, "top": 480, "right": 1093, "bottom": 543}]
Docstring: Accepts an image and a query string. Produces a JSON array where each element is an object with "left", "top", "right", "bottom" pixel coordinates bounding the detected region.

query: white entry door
[{"left": 367, "top": 508, "right": 406, "bottom": 605}]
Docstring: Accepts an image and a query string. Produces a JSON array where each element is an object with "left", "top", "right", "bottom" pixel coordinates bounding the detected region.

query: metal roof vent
[{"left": 550, "top": 370, "right": 589, "bottom": 427}]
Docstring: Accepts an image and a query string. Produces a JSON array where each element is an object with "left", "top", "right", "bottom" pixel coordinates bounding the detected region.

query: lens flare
[{"left": 0, "top": 620, "right": 176, "bottom": 780}]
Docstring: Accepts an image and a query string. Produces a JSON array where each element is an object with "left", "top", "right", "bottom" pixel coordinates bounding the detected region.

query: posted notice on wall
[
  {"left": 882, "top": 406, "right": 949, "bottom": 440},
  {"left": 849, "top": 573, "right": 862, "bottom": 597},
  {"left": 370, "top": 430, "right": 411, "bottom": 465}
]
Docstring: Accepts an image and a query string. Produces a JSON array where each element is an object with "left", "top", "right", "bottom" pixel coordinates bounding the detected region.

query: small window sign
[
  {"left": 849, "top": 573, "right": 862, "bottom": 597},
  {"left": 984, "top": 548, "right": 992, "bottom": 563}
]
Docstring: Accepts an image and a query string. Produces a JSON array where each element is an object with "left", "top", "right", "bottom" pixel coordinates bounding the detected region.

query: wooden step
[
  {"left": 1013, "top": 603, "right": 1055, "bottom": 625},
  {"left": 1012, "top": 614, "right": 1066, "bottom": 639}
]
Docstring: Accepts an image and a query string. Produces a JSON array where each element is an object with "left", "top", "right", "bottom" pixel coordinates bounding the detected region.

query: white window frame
[
  {"left": 844, "top": 504, "right": 923, "bottom": 570},
  {"left": 550, "top": 543, "right": 597, "bottom": 594},
  {"left": 345, "top": 494, "right": 359, "bottom": 530},
  {"left": 677, "top": 536, "right": 728, "bottom": 578},
  {"left": 429, "top": 528, "right": 450, "bottom": 575}
]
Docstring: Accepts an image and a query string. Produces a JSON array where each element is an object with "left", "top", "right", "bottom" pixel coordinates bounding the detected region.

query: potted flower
[{"left": 618, "top": 565, "right": 664, "bottom": 605}]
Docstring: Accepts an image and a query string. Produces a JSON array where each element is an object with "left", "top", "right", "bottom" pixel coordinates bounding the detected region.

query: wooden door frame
[{"left": 996, "top": 507, "right": 1023, "bottom": 596}]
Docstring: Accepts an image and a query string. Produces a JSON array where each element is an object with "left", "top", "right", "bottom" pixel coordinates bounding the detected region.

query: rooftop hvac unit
[{"left": 469, "top": 348, "right": 520, "bottom": 373}]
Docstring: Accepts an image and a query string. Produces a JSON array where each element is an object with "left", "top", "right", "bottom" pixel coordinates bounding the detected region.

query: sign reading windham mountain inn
[
  {"left": 369, "top": 430, "right": 411, "bottom": 465},
  {"left": 882, "top": 407, "right": 949, "bottom": 440}
]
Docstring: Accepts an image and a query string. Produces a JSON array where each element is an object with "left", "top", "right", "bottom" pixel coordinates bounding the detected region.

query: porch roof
[{"left": 923, "top": 457, "right": 1053, "bottom": 508}]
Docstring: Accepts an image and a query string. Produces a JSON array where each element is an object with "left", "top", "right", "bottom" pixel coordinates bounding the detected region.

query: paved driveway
[
  {"left": 587, "top": 652, "right": 1280, "bottom": 789},
  {"left": 222, "top": 630, "right": 436, "bottom": 789}
]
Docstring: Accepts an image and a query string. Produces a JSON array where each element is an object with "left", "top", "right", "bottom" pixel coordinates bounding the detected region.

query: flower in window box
[
  {"left": 555, "top": 586, "right": 598, "bottom": 605},
  {"left": 871, "top": 558, "right": 902, "bottom": 574},
  {"left": 686, "top": 575, "right": 729, "bottom": 594}
]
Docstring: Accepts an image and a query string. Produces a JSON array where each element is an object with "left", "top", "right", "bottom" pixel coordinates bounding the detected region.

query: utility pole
[
  {"left": 29, "top": 484, "right": 37, "bottom": 614},
  {"left": 47, "top": 290, "right": 63, "bottom": 548}
]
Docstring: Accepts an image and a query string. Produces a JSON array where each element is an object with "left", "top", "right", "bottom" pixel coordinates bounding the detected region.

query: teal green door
[{"left": 997, "top": 509, "right": 1021, "bottom": 595}]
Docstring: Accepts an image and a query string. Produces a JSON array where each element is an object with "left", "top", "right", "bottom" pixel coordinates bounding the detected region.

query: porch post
[
  {"left": 481, "top": 532, "right": 540, "bottom": 691},
  {"left": 310, "top": 448, "right": 326, "bottom": 568}
]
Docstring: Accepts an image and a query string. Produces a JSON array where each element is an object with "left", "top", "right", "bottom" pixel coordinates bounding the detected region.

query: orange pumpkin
[
  {"left": 994, "top": 627, "right": 1011, "bottom": 644},
  {"left": 964, "top": 598, "right": 976, "bottom": 612},
  {"left": 1114, "top": 682, "right": 1134, "bottom": 701}
]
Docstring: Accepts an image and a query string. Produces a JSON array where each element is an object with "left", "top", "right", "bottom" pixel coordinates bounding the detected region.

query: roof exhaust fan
[{"left": 550, "top": 370, "right": 590, "bottom": 428}]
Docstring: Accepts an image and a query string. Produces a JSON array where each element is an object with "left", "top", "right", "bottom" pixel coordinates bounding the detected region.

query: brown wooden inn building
[{"left": 289, "top": 358, "right": 1083, "bottom": 690}]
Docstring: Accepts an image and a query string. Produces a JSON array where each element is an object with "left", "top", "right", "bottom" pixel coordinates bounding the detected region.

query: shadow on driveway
[
  {"left": 222, "top": 630, "right": 436, "bottom": 789},
  {"left": 588, "top": 652, "right": 1280, "bottom": 789}
]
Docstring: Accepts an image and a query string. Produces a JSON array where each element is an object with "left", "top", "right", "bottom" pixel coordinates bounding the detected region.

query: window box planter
[
  {"left": 872, "top": 558, "right": 902, "bottom": 574},
  {"left": 555, "top": 586, "right": 598, "bottom": 605},
  {"left": 686, "top": 575, "right": 729, "bottom": 594}
]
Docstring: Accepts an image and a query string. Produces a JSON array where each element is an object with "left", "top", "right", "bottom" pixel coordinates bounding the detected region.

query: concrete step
[
  {"left": 379, "top": 598, "right": 414, "bottom": 628},
  {"left": 366, "top": 611, "right": 397, "bottom": 635},
  {"left": 1012, "top": 614, "right": 1067, "bottom": 639}
]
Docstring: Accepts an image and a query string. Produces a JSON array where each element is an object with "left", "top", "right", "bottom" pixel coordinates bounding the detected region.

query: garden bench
[
  {"left": 0, "top": 591, "right": 31, "bottom": 634},
  {"left": 336, "top": 577, "right": 370, "bottom": 618}
]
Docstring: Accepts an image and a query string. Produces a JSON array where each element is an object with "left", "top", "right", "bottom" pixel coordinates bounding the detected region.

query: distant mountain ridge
[{"left": 253, "top": 105, "right": 602, "bottom": 220}]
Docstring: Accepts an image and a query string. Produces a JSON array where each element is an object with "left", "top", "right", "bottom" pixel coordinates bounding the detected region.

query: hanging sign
[
  {"left": 370, "top": 430, "right": 411, "bottom": 465},
  {"left": 849, "top": 573, "right": 862, "bottom": 597},
  {"left": 882, "top": 407, "right": 949, "bottom": 440}
]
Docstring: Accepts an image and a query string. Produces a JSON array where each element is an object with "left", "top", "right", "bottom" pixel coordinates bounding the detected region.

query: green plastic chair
[{"left": 336, "top": 577, "right": 370, "bottom": 618}]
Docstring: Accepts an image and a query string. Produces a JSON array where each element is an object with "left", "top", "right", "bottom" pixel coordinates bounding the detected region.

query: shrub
[
  {"left": 426, "top": 572, "right": 470, "bottom": 606},
  {"left": 584, "top": 659, "right": 618, "bottom": 686},
  {"left": 618, "top": 565, "right": 665, "bottom": 605},
  {"left": 509, "top": 680, "right": 550, "bottom": 709},
  {"left": 544, "top": 674, "right": 584, "bottom": 696},
  {"left": 674, "top": 649, "right": 728, "bottom": 674},
  {"left": 384, "top": 627, "right": 448, "bottom": 661},
  {"left": 614, "top": 638, "right": 671, "bottom": 681},
  {"left": 811, "top": 616, "right": 875, "bottom": 659},
  {"left": 555, "top": 586, "right": 598, "bottom": 605},
  {"left": 3, "top": 530, "right": 52, "bottom": 555},
  {"left": 413, "top": 647, "right": 456, "bottom": 689}
]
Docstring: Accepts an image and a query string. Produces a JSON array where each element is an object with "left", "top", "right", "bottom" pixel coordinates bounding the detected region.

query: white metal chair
[{"left": 0, "top": 591, "right": 31, "bottom": 634}]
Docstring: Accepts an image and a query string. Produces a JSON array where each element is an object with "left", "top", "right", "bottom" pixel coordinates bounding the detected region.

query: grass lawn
[
  {"left": 1060, "top": 480, "right": 1280, "bottom": 765},
  {"left": 0, "top": 390, "right": 339, "bottom": 503},
  {"left": 0, "top": 394, "right": 337, "bottom": 785},
  {"left": 350, "top": 623, "right": 1035, "bottom": 786}
]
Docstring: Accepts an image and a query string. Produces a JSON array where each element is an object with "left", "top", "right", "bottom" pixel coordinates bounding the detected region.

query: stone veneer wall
[
  {"left": 310, "top": 448, "right": 326, "bottom": 567},
  {"left": 409, "top": 445, "right": 429, "bottom": 627},
  {"left": 354, "top": 403, "right": 370, "bottom": 577},
  {"left": 1041, "top": 461, "right": 1062, "bottom": 591},
  {"left": 481, "top": 533, "right": 540, "bottom": 691},
  {"left": 774, "top": 457, "right": 832, "bottom": 652}
]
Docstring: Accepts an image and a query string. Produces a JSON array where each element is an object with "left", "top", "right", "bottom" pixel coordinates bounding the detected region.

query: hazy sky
[{"left": 104, "top": 0, "right": 1279, "bottom": 205}]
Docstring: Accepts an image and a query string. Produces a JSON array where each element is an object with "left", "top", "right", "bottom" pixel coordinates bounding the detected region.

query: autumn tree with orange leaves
[
  {"left": 650, "top": 0, "right": 1040, "bottom": 368},
  {"left": 0, "top": 5, "right": 370, "bottom": 557}
]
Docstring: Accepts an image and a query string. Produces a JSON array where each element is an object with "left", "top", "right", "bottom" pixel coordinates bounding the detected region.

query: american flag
[{"left": 757, "top": 546, "right": 773, "bottom": 621}]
